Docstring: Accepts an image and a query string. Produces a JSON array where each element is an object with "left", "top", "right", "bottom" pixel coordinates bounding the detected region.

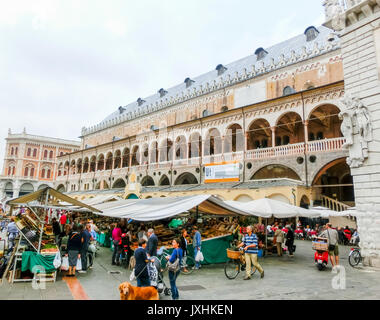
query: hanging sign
[{"left": 204, "top": 161, "right": 240, "bottom": 183}]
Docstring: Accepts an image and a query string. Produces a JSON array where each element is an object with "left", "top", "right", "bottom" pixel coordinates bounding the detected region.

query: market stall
[
  {"left": 2, "top": 187, "right": 101, "bottom": 283},
  {"left": 89, "top": 195, "right": 250, "bottom": 264}
]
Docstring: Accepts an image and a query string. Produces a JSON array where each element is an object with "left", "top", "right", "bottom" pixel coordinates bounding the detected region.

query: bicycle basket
[{"left": 226, "top": 249, "right": 241, "bottom": 260}]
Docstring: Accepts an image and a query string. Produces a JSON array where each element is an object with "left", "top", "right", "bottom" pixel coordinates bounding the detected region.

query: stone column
[
  {"left": 323, "top": 0, "right": 380, "bottom": 267},
  {"left": 304, "top": 121, "right": 309, "bottom": 143},
  {"left": 271, "top": 127, "right": 276, "bottom": 147}
]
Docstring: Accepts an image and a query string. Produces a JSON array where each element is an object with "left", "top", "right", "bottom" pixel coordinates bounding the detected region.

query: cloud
[{"left": 0, "top": 0, "right": 327, "bottom": 172}]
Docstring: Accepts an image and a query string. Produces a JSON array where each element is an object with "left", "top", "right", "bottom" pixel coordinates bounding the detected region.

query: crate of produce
[{"left": 312, "top": 239, "right": 328, "bottom": 251}]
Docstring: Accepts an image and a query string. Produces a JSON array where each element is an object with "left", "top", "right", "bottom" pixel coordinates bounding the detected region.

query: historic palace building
[
  {"left": 55, "top": 25, "right": 354, "bottom": 211},
  {"left": 0, "top": 129, "right": 80, "bottom": 199}
]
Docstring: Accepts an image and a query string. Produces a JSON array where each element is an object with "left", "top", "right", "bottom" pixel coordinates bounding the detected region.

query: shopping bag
[
  {"left": 53, "top": 251, "right": 61, "bottom": 269},
  {"left": 76, "top": 257, "right": 82, "bottom": 271},
  {"left": 129, "top": 268, "right": 136, "bottom": 281},
  {"left": 88, "top": 244, "right": 97, "bottom": 253},
  {"left": 61, "top": 256, "right": 69, "bottom": 271},
  {"left": 195, "top": 251, "right": 204, "bottom": 262}
]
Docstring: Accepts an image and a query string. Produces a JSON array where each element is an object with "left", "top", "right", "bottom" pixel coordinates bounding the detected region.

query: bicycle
[
  {"left": 224, "top": 248, "right": 257, "bottom": 280},
  {"left": 157, "top": 247, "right": 196, "bottom": 275},
  {"left": 349, "top": 247, "right": 362, "bottom": 267}
]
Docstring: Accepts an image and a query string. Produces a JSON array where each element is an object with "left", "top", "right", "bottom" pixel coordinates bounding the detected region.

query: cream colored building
[{"left": 56, "top": 24, "right": 354, "bottom": 215}]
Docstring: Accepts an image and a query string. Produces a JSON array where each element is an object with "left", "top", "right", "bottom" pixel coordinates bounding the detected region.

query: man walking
[
  {"left": 78, "top": 224, "right": 92, "bottom": 273},
  {"left": 238, "top": 225, "right": 264, "bottom": 280},
  {"left": 320, "top": 223, "right": 340, "bottom": 268},
  {"left": 146, "top": 228, "right": 158, "bottom": 258},
  {"left": 192, "top": 226, "right": 202, "bottom": 269}
]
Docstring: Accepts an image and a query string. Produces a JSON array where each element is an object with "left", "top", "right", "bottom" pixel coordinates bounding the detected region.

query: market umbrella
[{"left": 225, "top": 198, "right": 321, "bottom": 218}]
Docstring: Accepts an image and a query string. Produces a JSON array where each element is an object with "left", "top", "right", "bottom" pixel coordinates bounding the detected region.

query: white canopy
[
  {"left": 80, "top": 195, "right": 122, "bottom": 206},
  {"left": 312, "top": 206, "right": 356, "bottom": 218},
  {"left": 225, "top": 198, "right": 322, "bottom": 219},
  {"left": 91, "top": 195, "right": 251, "bottom": 221}
]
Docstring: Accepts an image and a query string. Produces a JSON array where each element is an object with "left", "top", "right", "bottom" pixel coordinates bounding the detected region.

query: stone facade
[
  {"left": 324, "top": 0, "right": 380, "bottom": 267},
  {"left": 55, "top": 24, "right": 353, "bottom": 212},
  {"left": 0, "top": 129, "right": 81, "bottom": 200}
]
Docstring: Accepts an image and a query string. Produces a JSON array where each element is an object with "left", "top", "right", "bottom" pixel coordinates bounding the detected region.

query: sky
[{"left": 0, "top": 0, "right": 325, "bottom": 171}]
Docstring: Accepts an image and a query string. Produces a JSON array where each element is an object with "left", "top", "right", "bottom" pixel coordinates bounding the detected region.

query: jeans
[
  {"left": 81, "top": 245, "right": 89, "bottom": 271},
  {"left": 137, "top": 277, "right": 151, "bottom": 287},
  {"left": 194, "top": 247, "right": 201, "bottom": 268},
  {"left": 112, "top": 242, "right": 120, "bottom": 264},
  {"left": 169, "top": 270, "right": 180, "bottom": 300}
]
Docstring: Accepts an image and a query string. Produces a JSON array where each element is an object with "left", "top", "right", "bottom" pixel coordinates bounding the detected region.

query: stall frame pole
[{"left": 37, "top": 189, "right": 50, "bottom": 254}]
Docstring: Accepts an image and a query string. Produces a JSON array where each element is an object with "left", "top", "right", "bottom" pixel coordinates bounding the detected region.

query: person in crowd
[
  {"left": 112, "top": 222, "right": 122, "bottom": 266},
  {"left": 165, "top": 238, "right": 183, "bottom": 300},
  {"left": 59, "top": 211, "right": 67, "bottom": 232},
  {"left": 351, "top": 229, "right": 360, "bottom": 246},
  {"left": 285, "top": 224, "right": 295, "bottom": 257},
  {"left": 274, "top": 225, "right": 284, "bottom": 257},
  {"left": 78, "top": 224, "right": 92, "bottom": 273},
  {"left": 337, "top": 227, "right": 346, "bottom": 245},
  {"left": 52, "top": 217, "right": 62, "bottom": 247},
  {"left": 192, "top": 226, "right": 202, "bottom": 270},
  {"left": 7, "top": 216, "right": 19, "bottom": 252},
  {"left": 344, "top": 226, "right": 352, "bottom": 243},
  {"left": 66, "top": 224, "right": 82, "bottom": 277},
  {"left": 134, "top": 239, "right": 151, "bottom": 287},
  {"left": 138, "top": 224, "right": 148, "bottom": 241},
  {"left": 237, "top": 225, "right": 264, "bottom": 280},
  {"left": 320, "top": 223, "right": 340, "bottom": 268},
  {"left": 179, "top": 228, "right": 189, "bottom": 273},
  {"left": 60, "top": 224, "right": 72, "bottom": 254},
  {"left": 120, "top": 219, "right": 128, "bottom": 233},
  {"left": 146, "top": 228, "right": 158, "bottom": 258}
]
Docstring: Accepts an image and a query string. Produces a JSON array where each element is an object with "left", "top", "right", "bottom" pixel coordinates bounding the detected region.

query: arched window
[
  {"left": 304, "top": 26, "right": 319, "bottom": 42},
  {"left": 58, "top": 170, "right": 61, "bottom": 177},
  {"left": 27, "top": 148, "right": 31, "bottom": 157},
  {"left": 221, "top": 106, "right": 228, "bottom": 112},
  {"left": 47, "top": 169, "right": 51, "bottom": 178},
  {"left": 49, "top": 151, "right": 53, "bottom": 159},
  {"left": 276, "top": 137, "right": 282, "bottom": 146},
  {"left": 8, "top": 167, "right": 11, "bottom": 176},
  {"left": 11, "top": 147, "right": 14, "bottom": 155},
  {"left": 309, "top": 132, "right": 315, "bottom": 141},
  {"left": 44, "top": 150, "right": 48, "bottom": 158},
  {"left": 12, "top": 167, "right": 15, "bottom": 175},
  {"left": 15, "top": 147, "right": 18, "bottom": 155},
  {"left": 283, "top": 136, "right": 290, "bottom": 145},
  {"left": 202, "top": 110, "right": 210, "bottom": 117},
  {"left": 283, "top": 86, "right": 296, "bottom": 96},
  {"left": 33, "top": 149, "right": 37, "bottom": 157},
  {"left": 41, "top": 169, "right": 45, "bottom": 178},
  {"left": 24, "top": 167, "right": 29, "bottom": 177},
  {"left": 30, "top": 167, "right": 35, "bottom": 177}
]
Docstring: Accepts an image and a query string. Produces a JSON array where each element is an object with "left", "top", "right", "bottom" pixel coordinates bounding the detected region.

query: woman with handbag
[{"left": 166, "top": 239, "right": 183, "bottom": 300}]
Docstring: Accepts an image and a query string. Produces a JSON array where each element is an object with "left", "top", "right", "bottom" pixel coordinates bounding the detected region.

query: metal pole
[
  {"left": 265, "top": 218, "right": 268, "bottom": 256},
  {"left": 38, "top": 189, "right": 50, "bottom": 253}
]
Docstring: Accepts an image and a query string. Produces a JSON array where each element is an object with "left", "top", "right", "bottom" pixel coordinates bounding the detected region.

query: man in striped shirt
[{"left": 238, "top": 225, "right": 264, "bottom": 280}]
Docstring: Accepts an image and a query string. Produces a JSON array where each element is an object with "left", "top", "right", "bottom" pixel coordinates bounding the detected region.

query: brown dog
[{"left": 119, "top": 282, "right": 159, "bottom": 300}]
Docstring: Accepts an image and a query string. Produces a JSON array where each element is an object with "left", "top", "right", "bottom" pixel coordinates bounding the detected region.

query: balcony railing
[{"left": 59, "top": 137, "right": 347, "bottom": 180}]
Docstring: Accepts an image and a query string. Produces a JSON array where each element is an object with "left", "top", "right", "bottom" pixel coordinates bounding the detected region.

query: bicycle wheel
[
  {"left": 224, "top": 259, "right": 240, "bottom": 280},
  {"left": 349, "top": 249, "right": 362, "bottom": 267},
  {"left": 180, "top": 256, "right": 195, "bottom": 275}
]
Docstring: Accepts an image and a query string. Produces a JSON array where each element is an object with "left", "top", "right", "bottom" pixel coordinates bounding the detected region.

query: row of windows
[{"left": 10, "top": 147, "right": 18, "bottom": 156}]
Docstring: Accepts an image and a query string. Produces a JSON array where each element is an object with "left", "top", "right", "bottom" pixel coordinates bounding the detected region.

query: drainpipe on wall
[{"left": 301, "top": 92, "right": 309, "bottom": 188}]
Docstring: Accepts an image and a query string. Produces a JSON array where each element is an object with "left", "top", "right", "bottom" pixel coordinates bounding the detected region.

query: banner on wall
[{"left": 204, "top": 161, "right": 240, "bottom": 183}]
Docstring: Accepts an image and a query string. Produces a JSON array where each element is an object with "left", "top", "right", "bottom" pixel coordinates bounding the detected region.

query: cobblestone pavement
[{"left": 1, "top": 240, "right": 380, "bottom": 300}]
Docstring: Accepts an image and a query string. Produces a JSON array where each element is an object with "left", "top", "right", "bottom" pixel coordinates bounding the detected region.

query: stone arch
[
  {"left": 150, "top": 141, "right": 159, "bottom": 164},
  {"left": 37, "top": 184, "right": 50, "bottom": 190},
  {"left": 112, "top": 178, "right": 126, "bottom": 189},
  {"left": 175, "top": 135, "right": 187, "bottom": 160},
  {"left": 247, "top": 118, "right": 272, "bottom": 150},
  {"left": 204, "top": 128, "right": 222, "bottom": 156},
  {"left": 114, "top": 150, "right": 122, "bottom": 169},
  {"left": 126, "top": 193, "right": 139, "bottom": 199},
  {"left": 174, "top": 172, "right": 198, "bottom": 185},
  {"left": 141, "top": 176, "right": 155, "bottom": 186},
  {"left": 275, "top": 112, "right": 304, "bottom": 146},
  {"left": 189, "top": 132, "right": 202, "bottom": 158},
  {"left": 131, "top": 145, "right": 140, "bottom": 166},
  {"left": 90, "top": 156, "right": 96, "bottom": 172},
  {"left": 122, "top": 148, "right": 130, "bottom": 168},
  {"left": 82, "top": 157, "right": 89, "bottom": 173},
  {"left": 224, "top": 123, "right": 244, "bottom": 153},
  {"left": 159, "top": 138, "right": 173, "bottom": 162},
  {"left": 307, "top": 103, "right": 342, "bottom": 141},
  {"left": 4, "top": 182, "right": 13, "bottom": 197},
  {"left": 105, "top": 152, "right": 113, "bottom": 170},
  {"left": 300, "top": 195, "right": 310, "bottom": 208},
  {"left": 250, "top": 164, "right": 302, "bottom": 181},
  {"left": 19, "top": 183, "right": 34, "bottom": 196},
  {"left": 141, "top": 143, "right": 149, "bottom": 165},
  {"left": 268, "top": 193, "right": 291, "bottom": 204},
  {"left": 57, "top": 184, "right": 66, "bottom": 192},
  {"left": 97, "top": 154, "right": 105, "bottom": 171},
  {"left": 234, "top": 194, "right": 253, "bottom": 202},
  {"left": 159, "top": 175, "right": 170, "bottom": 186}
]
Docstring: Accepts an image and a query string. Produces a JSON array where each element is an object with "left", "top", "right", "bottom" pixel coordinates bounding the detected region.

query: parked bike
[
  {"left": 224, "top": 248, "right": 256, "bottom": 280},
  {"left": 349, "top": 247, "right": 362, "bottom": 267}
]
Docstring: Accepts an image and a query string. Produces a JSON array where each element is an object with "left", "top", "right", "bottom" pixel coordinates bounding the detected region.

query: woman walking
[
  {"left": 112, "top": 223, "right": 122, "bottom": 266},
  {"left": 166, "top": 238, "right": 183, "bottom": 300},
  {"left": 274, "top": 225, "right": 284, "bottom": 257},
  {"left": 134, "top": 239, "right": 151, "bottom": 287},
  {"left": 179, "top": 229, "right": 189, "bottom": 273},
  {"left": 66, "top": 224, "right": 82, "bottom": 277}
]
